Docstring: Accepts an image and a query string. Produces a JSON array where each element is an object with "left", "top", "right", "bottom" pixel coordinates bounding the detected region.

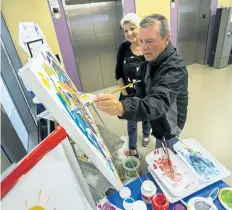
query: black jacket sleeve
[
  {"left": 121, "top": 67, "right": 187, "bottom": 121},
  {"left": 135, "top": 62, "right": 146, "bottom": 98},
  {"left": 115, "top": 43, "right": 125, "bottom": 80}
]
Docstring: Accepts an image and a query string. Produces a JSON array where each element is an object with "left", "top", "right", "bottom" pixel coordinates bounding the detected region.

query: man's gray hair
[{"left": 140, "top": 14, "right": 170, "bottom": 39}]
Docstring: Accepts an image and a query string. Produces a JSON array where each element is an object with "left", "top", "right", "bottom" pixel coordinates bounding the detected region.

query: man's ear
[{"left": 165, "top": 33, "right": 171, "bottom": 45}]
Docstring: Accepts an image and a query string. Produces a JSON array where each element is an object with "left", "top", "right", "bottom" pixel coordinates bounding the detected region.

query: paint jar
[
  {"left": 123, "top": 197, "right": 135, "bottom": 210},
  {"left": 123, "top": 156, "right": 140, "bottom": 180},
  {"left": 141, "top": 180, "right": 157, "bottom": 204},
  {"left": 172, "top": 204, "right": 185, "bottom": 210},
  {"left": 152, "top": 193, "right": 169, "bottom": 210}
]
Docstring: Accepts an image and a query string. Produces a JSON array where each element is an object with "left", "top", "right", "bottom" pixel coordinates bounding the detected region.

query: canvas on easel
[{"left": 18, "top": 45, "right": 122, "bottom": 190}]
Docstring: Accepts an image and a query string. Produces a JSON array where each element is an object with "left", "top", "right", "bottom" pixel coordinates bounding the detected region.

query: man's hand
[{"left": 94, "top": 94, "right": 124, "bottom": 116}]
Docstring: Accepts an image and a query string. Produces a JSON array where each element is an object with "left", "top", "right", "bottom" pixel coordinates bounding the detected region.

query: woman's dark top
[{"left": 115, "top": 41, "right": 145, "bottom": 99}]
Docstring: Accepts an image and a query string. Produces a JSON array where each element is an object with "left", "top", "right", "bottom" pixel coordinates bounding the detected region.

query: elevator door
[
  {"left": 63, "top": 0, "right": 123, "bottom": 92},
  {"left": 177, "top": 0, "right": 211, "bottom": 65}
]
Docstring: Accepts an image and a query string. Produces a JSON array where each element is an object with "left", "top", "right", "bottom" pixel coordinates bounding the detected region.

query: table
[{"left": 107, "top": 173, "right": 230, "bottom": 209}]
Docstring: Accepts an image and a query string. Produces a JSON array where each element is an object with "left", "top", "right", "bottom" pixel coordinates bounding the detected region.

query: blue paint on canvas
[{"left": 40, "top": 50, "right": 116, "bottom": 174}]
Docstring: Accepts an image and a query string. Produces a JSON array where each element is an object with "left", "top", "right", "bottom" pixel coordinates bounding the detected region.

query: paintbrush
[
  {"left": 161, "top": 142, "right": 167, "bottom": 157},
  {"left": 175, "top": 136, "right": 201, "bottom": 158},
  {"left": 175, "top": 136, "right": 210, "bottom": 166},
  {"left": 76, "top": 80, "right": 140, "bottom": 110},
  {"left": 162, "top": 137, "right": 175, "bottom": 178},
  {"left": 110, "top": 80, "right": 140, "bottom": 94}
]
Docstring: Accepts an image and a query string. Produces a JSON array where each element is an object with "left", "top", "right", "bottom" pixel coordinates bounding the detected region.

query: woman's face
[{"left": 123, "top": 22, "right": 139, "bottom": 43}]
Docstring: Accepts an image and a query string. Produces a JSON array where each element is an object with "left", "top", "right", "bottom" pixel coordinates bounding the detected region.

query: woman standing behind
[{"left": 115, "top": 13, "right": 150, "bottom": 159}]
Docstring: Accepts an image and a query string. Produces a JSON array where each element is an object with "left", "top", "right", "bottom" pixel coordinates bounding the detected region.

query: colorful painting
[
  {"left": 175, "top": 147, "right": 219, "bottom": 181},
  {"left": 18, "top": 45, "right": 122, "bottom": 190},
  {"left": 219, "top": 188, "right": 232, "bottom": 209}
]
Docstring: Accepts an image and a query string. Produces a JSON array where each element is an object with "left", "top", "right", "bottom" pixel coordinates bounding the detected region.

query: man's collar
[{"left": 148, "top": 42, "right": 175, "bottom": 68}]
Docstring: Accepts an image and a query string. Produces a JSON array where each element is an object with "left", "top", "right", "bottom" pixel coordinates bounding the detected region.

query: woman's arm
[
  {"left": 117, "top": 78, "right": 128, "bottom": 95},
  {"left": 115, "top": 43, "right": 128, "bottom": 96}
]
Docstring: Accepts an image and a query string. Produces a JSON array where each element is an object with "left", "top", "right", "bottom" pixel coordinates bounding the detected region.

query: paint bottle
[
  {"left": 152, "top": 193, "right": 169, "bottom": 210},
  {"left": 123, "top": 197, "right": 135, "bottom": 210},
  {"left": 141, "top": 180, "right": 157, "bottom": 204}
]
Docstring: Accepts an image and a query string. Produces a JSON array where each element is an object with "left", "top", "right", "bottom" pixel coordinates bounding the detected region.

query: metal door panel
[
  {"left": 91, "top": 2, "right": 118, "bottom": 89},
  {"left": 215, "top": 8, "right": 232, "bottom": 68},
  {"left": 1, "top": 41, "right": 37, "bottom": 132},
  {"left": 78, "top": 55, "right": 104, "bottom": 91},
  {"left": 178, "top": 0, "right": 201, "bottom": 65},
  {"left": 195, "top": 0, "right": 211, "bottom": 64},
  {"left": 1, "top": 107, "right": 27, "bottom": 163},
  {"left": 99, "top": 51, "right": 117, "bottom": 88},
  {"left": 221, "top": 9, "right": 232, "bottom": 58},
  {"left": 1, "top": 147, "right": 12, "bottom": 174},
  {"left": 1, "top": 13, "right": 35, "bottom": 111},
  {"left": 64, "top": 0, "right": 123, "bottom": 92}
]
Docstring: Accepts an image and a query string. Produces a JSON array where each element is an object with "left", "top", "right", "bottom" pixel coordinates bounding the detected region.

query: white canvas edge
[{"left": 61, "top": 138, "right": 97, "bottom": 209}]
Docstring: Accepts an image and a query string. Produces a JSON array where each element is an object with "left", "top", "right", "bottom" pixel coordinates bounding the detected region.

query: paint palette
[
  {"left": 218, "top": 188, "right": 232, "bottom": 210},
  {"left": 174, "top": 139, "right": 220, "bottom": 182},
  {"left": 146, "top": 148, "right": 198, "bottom": 197}
]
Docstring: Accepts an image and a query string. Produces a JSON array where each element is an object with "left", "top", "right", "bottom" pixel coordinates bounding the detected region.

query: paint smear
[
  {"left": 220, "top": 189, "right": 232, "bottom": 208},
  {"left": 154, "top": 156, "right": 183, "bottom": 182},
  {"left": 176, "top": 147, "right": 219, "bottom": 180}
]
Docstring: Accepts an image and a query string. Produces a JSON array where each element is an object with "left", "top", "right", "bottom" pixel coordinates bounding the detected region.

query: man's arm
[
  {"left": 121, "top": 67, "right": 187, "bottom": 121},
  {"left": 94, "top": 67, "right": 187, "bottom": 120}
]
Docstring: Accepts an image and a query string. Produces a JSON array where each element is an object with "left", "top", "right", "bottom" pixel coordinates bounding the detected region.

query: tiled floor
[{"left": 90, "top": 64, "right": 232, "bottom": 185}]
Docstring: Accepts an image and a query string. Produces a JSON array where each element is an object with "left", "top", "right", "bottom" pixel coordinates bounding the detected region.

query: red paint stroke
[
  {"left": 1, "top": 126, "right": 67, "bottom": 199},
  {"left": 153, "top": 164, "right": 157, "bottom": 169},
  {"left": 154, "top": 156, "right": 183, "bottom": 182}
]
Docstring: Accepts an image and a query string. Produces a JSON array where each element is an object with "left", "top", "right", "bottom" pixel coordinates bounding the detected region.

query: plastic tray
[
  {"left": 146, "top": 148, "right": 198, "bottom": 197},
  {"left": 174, "top": 138, "right": 222, "bottom": 182}
]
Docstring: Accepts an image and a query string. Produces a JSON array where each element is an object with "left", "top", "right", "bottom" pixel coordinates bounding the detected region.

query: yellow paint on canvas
[
  {"left": 25, "top": 191, "right": 56, "bottom": 210},
  {"left": 42, "top": 63, "right": 54, "bottom": 77},
  {"left": 38, "top": 72, "right": 50, "bottom": 89},
  {"left": 29, "top": 206, "right": 44, "bottom": 210}
]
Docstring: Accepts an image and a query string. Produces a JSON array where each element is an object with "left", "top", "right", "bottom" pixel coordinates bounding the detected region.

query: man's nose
[{"left": 141, "top": 42, "right": 148, "bottom": 51}]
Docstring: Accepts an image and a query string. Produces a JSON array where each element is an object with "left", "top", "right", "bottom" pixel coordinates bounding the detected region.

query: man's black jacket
[{"left": 121, "top": 42, "right": 188, "bottom": 140}]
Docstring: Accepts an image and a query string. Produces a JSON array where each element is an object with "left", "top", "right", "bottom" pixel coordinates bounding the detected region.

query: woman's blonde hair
[{"left": 120, "top": 13, "right": 141, "bottom": 28}]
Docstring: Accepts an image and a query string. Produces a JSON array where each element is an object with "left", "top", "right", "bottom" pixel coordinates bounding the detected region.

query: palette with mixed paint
[
  {"left": 146, "top": 148, "right": 198, "bottom": 197},
  {"left": 174, "top": 139, "right": 220, "bottom": 182},
  {"left": 218, "top": 187, "right": 232, "bottom": 210}
]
